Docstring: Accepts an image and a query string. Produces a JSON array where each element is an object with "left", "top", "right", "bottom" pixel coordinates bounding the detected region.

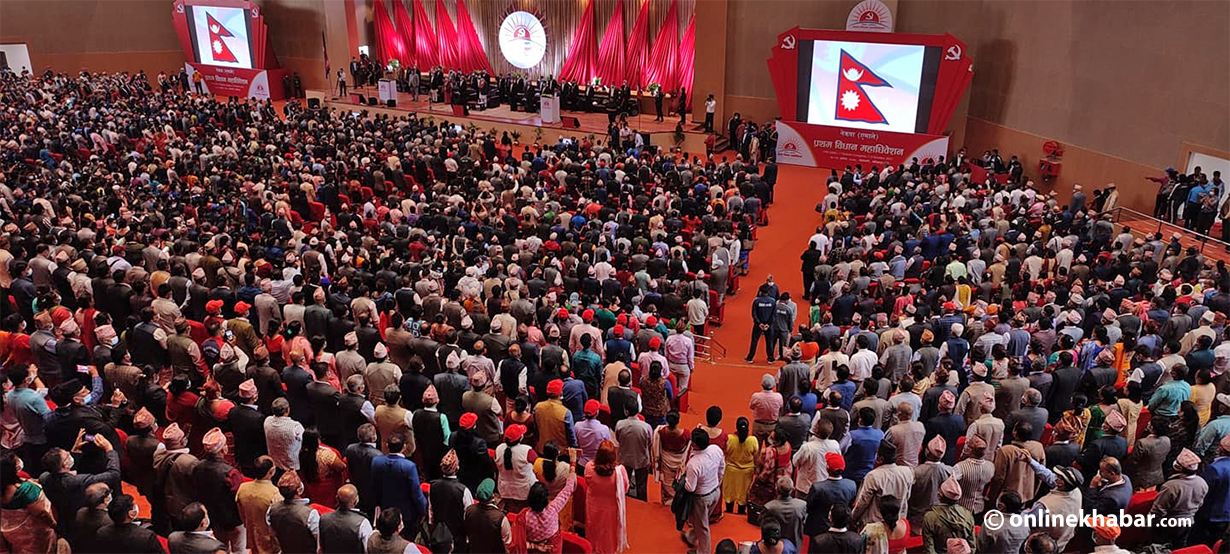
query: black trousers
[
  {"left": 704, "top": 112, "right": 714, "bottom": 132},
  {"left": 746, "top": 325, "right": 773, "bottom": 361}
]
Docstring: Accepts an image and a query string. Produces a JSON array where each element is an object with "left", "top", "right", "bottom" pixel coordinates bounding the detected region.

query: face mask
[
  {"left": 65, "top": 454, "right": 75, "bottom": 471},
  {"left": 130, "top": 505, "right": 140, "bottom": 520}
]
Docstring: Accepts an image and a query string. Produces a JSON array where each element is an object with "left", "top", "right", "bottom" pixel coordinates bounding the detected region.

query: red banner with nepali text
[
  {"left": 185, "top": 62, "right": 288, "bottom": 100},
  {"left": 774, "top": 120, "right": 949, "bottom": 170}
]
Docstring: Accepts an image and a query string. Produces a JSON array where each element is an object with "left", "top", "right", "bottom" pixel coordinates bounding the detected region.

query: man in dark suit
[
  {"left": 808, "top": 504, "right": 864, "bottom": 552},
  {"left": 168, "top": 502, "right": 227, "bottom": 554},
  {"left": 95, "top": 494, "right": 164, "bottom": 554},
  {"left": 344, "top": 424, "right": 383, "bottom": 517},
  {"left": 1004, "top": 388, "right": 1049, "bottom": 442},
  {"left": 305, "top": 362, "right": 344, "bottom": 448},
  {"left": 369, "top": 434, "right": 428, "bottom": 538},
  {"left": 281, "top": 354, "right": 314, "bottom": 425},
  {"left": 228, "top": 379, "right": 268, "bottom": 476},
  {"left": 72, "top": 483, "right": 114, "bottom": 553},
  {"left": 40, "top": 435, "right": 122, "bottom": 536},
  {"left": 1046, "top": 352, "right": 1081, "bottom": 424}
]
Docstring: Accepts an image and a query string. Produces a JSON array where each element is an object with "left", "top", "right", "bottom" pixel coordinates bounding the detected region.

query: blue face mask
[{"left": 109, "top": 337, "right": 119, "bottom": 347}]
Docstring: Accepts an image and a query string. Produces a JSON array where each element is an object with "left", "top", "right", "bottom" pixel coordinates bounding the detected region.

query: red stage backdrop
[{"left": 774, "top": 121, "right": 950, "bottom": 170}]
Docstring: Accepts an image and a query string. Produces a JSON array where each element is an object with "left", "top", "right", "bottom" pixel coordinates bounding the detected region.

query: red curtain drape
[
  {"left": 434, "top": 0, "right": 458, "bottom": 70},
  {"left": 625, "top": 0, "right": 650, "bottom": 88},
  {"left": 411, "top": 0, "right": 438, "bottom": 68},
  {"left": 595, "top": 0, "right": 625, "bottom": 86},
  {"left": 559, "top": 0, "right": 598, "bottom": 83},
  {"left": 677, "top": 14, "right": 695, "bottom": 109},
  {"left": 392, "top": 0, "right": 415, "bottom": 66},
  {"left": 643, "top": 0, "right": 679, "bottom": 92},
  {"left": 453, "top": 0, "right": 492, "bottom": 72},
  {"left": 373, "top": 0, "right": 406, "bottom": 65}
]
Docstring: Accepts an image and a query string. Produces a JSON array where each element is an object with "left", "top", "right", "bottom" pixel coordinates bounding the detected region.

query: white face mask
[{"left": 130, "top": 505, "right": 140, "bottom": 520}]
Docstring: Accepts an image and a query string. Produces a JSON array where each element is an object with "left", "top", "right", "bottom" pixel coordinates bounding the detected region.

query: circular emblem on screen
[
  {"left": 499, "top": 11, "right": 546, "bottom": 69},
  {"left": 846, "top": 0, "right": 893, "bottom": 32}
]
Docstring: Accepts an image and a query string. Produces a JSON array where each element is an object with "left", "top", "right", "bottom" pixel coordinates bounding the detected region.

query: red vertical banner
[
  {"left": 559, "top": 0, "right": 598, "bottom": 83},
  {"left": 677, "top": 14, "right": 695, "bottom": 109},
  {"left": 392, "top": 0, "right": 415, "bottom": 65},
  {"left": 411, "top": 0, "right": 437, "bottom": 67},
  {"left": 453, "top": 0, "right": 492, "bottom": 72},
  {"left": 434, "top": 0, "right": 458, "bottom": 70},
  {"left": 373, "top": 0, "right": 406, "bottom": 64},
  {"left": 643, "top": 0, "right": 679, "bottom": 92},
  {"left": 595, "top": 0, "right": 626, "bottom": 86},
  {"left": 625, "top": 0, "right": 650, "bottom": 88}
]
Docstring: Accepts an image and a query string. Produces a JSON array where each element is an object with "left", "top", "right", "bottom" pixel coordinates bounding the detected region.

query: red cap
[
  {"left": 646, "top": 316, "right": 658, "bottom": 327},
  {"left": 233, "top": 301, "right": 252, "bottom": 314},
  {"left": 825, "top": 452, "right": 846, "bottom": 471},
  {"left": 420, "top": 482, "right": 431, "bottom": 494},
  {"left": 943, "top": 302, "right": 957, "bottom": 311},
  {"left": 460, "top": 412, "right": 478, "bottom": 429},
  {"left": 650, "top": 336, "right": 662, "bottom": 349},
  {"left": 547, "top": 379, "right": 564, "bottom": 396},
  {"left": 617, "top": 314, "right": 628, "bottom": 325},
  {"left": 582, "top": 309, "right": 595, "bottom": 322},
  {"left": 504, "top": 424, "right": 526, "bottom": 442},
  {"left": 557, "top": 308, "right": 570, "bottom": 319},
  {"left": 205, "top": 299, "right": 224, "bottom": 315},
  {"left": 584, "top": 399, "right": 601, "bottom": 416},
  {"left": 613, "top": 324, "right": 624, "bottom": 336}
]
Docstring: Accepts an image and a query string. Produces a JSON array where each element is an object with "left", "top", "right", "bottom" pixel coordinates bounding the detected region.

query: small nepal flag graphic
[
  {"left": 206, "top": 12, "right": 239, "bottom": 64},
  {"left": 835, "top": 50, "right": 891, "bottom": 125}
]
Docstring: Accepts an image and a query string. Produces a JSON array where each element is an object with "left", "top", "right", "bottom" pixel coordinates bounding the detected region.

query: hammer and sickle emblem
[
  {"left": 176, "top": 3, "right": 184, "bottom": 14},
  {"left": 945, "top": 45, "right": 962, "bottom": 61},
  {"left": 781, "top": 35, "right": 796, "bottom": 50},
  {"left": 251, "top": 7, "right": 260, "bottom": 18}
]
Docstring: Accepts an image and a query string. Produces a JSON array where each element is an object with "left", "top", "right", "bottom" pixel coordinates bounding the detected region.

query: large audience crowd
[{"left": 0, "top": 66, "right": 1228, "bottom": 554}]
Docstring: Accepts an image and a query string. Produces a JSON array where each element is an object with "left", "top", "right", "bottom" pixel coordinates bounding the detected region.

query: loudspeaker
[
  {"left": 451, "top": 104, "right": 469, "bottom": 117},
  {"left": 367, "top": 97, "right": 378, "bottom": 106},
  {"left": 353, "top": 93, "right": 365, "bottom": 104},
  {"left": 386, "top": 99, "right": 396, "bottom": 108},
  {"left": 561, "top": 116, "right": 580, "bottom": 128},
  {"left": 307, "top": 98, "right": 321, "bottom": 109}
]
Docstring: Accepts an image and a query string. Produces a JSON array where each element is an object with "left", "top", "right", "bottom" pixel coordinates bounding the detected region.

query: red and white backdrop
[{"left": 367, "top": 0, "right": 696, "bottom": 91}]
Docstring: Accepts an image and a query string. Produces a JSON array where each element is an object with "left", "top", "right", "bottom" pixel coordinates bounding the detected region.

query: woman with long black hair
[
  {"left": 723, "top": 416, "right": 758, "bottom": 514},
  {"left": 532, "top": 440, "right": 575, "bottom": 533}
]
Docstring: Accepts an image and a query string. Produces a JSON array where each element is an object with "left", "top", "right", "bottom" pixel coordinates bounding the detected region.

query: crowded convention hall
[{"left": 1, "top": 0, "right": 1229, "bottom": 553}]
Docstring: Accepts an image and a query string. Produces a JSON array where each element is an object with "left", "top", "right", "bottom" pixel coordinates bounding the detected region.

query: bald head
[{"left": 336, "top": 484, "right": 359, "bottom": 509}]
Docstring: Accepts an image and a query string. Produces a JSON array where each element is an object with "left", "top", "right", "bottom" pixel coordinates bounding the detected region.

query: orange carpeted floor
[
  {"left": 124, "top": 164, "right": 829, "bottom": 553},
  {"left": 623, "top": 164, "right": 825, "bottom": 552}
]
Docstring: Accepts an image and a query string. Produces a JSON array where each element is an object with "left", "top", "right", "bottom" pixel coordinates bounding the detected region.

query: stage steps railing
[{"left": 1108, "top": 206, "right": 1230, "bottom": 256}]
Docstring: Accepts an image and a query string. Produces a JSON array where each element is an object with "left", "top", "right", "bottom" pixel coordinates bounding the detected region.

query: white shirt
[
  {"left": 792, "top": 437, "right": 841, "bottom": 492},
  {"left": 705, "top": 99, "right": 716, "bottom": 114},
  {"left": 685, "top": 444, "right": 725, "bottom": 495},
  {"left": 848, "top": 349, "right": 878, "bottom": 381}
]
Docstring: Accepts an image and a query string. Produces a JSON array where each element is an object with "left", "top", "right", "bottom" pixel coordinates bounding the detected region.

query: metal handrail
[
  {"left": 1107, "top": 206, "right": 1230, "bottom": 256},
  {"left": 695, "top": 335, "right": 726, "bottom": 362}
]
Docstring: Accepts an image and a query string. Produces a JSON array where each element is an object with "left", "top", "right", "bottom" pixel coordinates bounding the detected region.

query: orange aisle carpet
[{"left": 624, "top": 164, "right": 826, "bottom": 552}]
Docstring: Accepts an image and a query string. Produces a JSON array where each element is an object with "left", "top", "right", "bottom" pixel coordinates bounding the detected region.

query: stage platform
[{"left": 316, "top": 86, "right": 711, "bottom": 141}]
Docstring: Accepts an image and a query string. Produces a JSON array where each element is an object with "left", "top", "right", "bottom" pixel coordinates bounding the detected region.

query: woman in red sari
[{"left": 298, "top": 428, "right": 348, "bottom": 508}]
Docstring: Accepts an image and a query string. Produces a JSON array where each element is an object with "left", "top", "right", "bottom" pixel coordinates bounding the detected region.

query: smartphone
[
  {"left": 83, "top": 434, "right": 96, "bottom": 443},
  {"left": 76, "top": 365, "right": 91, "bottom": 374}
]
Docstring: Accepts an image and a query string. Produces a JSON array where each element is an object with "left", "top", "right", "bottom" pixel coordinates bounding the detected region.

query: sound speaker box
[
  {"left": 353, "top": 94, "right": 364, "bottom": 104},
  {"left": 367, "top": 97, "right": 378, "bottom": 106},
  {"left": 386, "top": 99, "right": 396, "bottom": 108},
  {"left": 307, "top": 98, "right": 321, "bottom": 109},
  {"left": 452, "top": 104, "right": 469, "bottom": 117},
  {"left": 561, "top": 116, "right": 580, "bottom": 128}
]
